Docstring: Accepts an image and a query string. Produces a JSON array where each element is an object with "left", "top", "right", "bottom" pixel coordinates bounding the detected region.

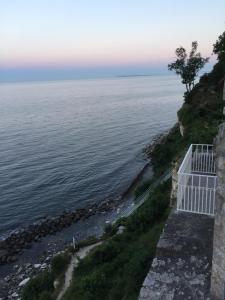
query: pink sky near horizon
[
  {"left": 1, "top": 1, "right": 224, "bottom": 71},
  {"left": 0, "top": 39, "right": 216, "bottom": 69}
]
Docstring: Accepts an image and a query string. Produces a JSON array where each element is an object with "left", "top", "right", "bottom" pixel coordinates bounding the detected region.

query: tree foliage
[
  {"left": 213, "top": 31, "right": 225, "bottom": 60},
  {"left": 168, "top": 41, "right": 209, "bottom": 93}
]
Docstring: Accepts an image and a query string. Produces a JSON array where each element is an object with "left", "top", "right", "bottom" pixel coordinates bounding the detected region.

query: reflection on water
[{"left": 0, "top": 76, "right": 184, "bottom": 235}]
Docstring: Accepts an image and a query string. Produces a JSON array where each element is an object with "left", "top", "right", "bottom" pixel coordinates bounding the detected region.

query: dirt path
[{"left": 56, "top": 242, "right": 102, "bottom": 300}]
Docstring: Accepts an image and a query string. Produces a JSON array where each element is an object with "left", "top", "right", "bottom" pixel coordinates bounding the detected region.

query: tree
[
  {"left": 213, "top": 31, "right": 225, "bottom": 60},
  {"left": 168, "top": 41, "right": 209, "bottom": 93},
  {"left": 210, "top": 31, "right": 225, "bottom": 82}
]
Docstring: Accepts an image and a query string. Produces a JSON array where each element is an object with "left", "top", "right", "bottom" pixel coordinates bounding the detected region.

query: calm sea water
[{"left": 0, "top": 76, "right": 184, "bottom": 236}]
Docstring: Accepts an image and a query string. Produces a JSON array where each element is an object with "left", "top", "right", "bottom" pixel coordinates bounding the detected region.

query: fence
[{"left": 177, "top": 144, "right": 217, "bottom": 216}]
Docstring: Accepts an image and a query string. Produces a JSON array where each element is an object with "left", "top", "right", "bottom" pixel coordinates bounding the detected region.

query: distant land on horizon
[
  {"left": 117, "top": 74, "right": 155, "bottom": 78},
  {"left": 0, "top": 67, "right": 170, "bottom": 83},
  {"left": 0, "top": 63, "right": 213, "bottom": 83}
]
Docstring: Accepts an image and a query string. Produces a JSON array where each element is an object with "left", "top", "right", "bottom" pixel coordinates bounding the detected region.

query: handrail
[
  {"left": 177, "top": 145, "right": 192, "bottom": 174},
  {"left": 180, "top": 172, "right": 217, "bottom": 178},
  {"left": 191, "top": 143, "right": 214, "bottom": 147},
  {"left": 178, "top": 144, "right": 216, "bottom": 175}
]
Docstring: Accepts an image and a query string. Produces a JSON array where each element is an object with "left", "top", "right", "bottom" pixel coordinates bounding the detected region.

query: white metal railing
[
  {"left": 192, "top": 144, "right": 216, "bottom": 174},
  {"left": 177, "top": 144, "right": 217, "bottom": 216}
]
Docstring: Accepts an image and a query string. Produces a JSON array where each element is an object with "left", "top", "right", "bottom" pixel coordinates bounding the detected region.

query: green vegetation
[
  {"left": 22, "top": 272, "right": 54, "bottom": 300},
  {"left": 22, "top": 180, "right": 171, "bottom": 300},
  {"left": 62, "top": 32, "right": 225, "bottom": 299},
  {"left": 22, "top": 31, "right": 225, "bottom": 300},
  {"left": 73, "top": 235, "right": 101, "bottom": 251},
  {"left": 103, "top": 223, "right": 118, "bottom": 238},
  {"left": 63, "top": 180, "right": 171, "bottom": 300},
  {"left": 22, "top": 252, "right": 71, "bottom": 300},
  {"left": 209, "top": 31, "right": 225, "bottom": 84},
  {"left": 168, "top": 41, "right": 209, "bottom": 93},
  {"left": 134, "top": 178, "right": 153, "bottom": 198},
  {"left": 151, "top": 124, "right": 185, "bottom": 175},
  {"left": 151, "top": 81, "right": 224, "bottom": 176},
  {"left": 213, "top": 32, "right": 225, "bottom": 62},
  {"left": 152, "top": 31, "right": 225, "bottom": 176},
  {"left": 51, "top": 253, "right": 71, "bottom": 278}
]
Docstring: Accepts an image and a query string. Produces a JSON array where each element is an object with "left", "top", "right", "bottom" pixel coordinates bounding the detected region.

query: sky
[{"left": 1, "top": 0, "right": 225, "bottom": 81}]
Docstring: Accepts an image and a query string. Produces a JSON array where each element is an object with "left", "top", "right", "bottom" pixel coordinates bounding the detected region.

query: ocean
[{"left": 0, "top": 75, "right": 184, "bottom": 236}]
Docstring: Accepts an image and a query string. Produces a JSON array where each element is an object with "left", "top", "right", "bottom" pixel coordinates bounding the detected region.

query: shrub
[
  {"left": 103, "top": 223, "right": 117, "bottom": 238},
  {"left": 22, "top": 252, "right": 71, "bottom": 300},
  {"left": 134, "top": 178, "right": 153, "bottom": 198},
  {"left": 22, "top": 272, "right": 54, "bottom": 300},
  {"left": 38, "top": 291, "right": 53, "bottom": 300},
  {"left": 76, "top": 236, "right": 100, "bottom": 249},
  {"left": 51, "top": 253, "right": 70, "bottom": 277}
]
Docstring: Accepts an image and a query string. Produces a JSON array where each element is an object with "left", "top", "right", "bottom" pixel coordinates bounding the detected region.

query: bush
[
  {"left": 151, "top": 124, "right": 186, "bottom": 175},
  {"left": 126, "top": 180, "right": 171, "bottom": 233},
  {"left": 134, "top": 178, "right": 153, "bottom": 198},
  {"left": 87, "top": 240, "right": 121, "bottom": 265},
  {"left": 38, "top": 291, "right": 53, "bottom": 300},
  {"left": 103, "top": 223, "right": 117, "bottom": 238},
  {"left": 51, "top": 253, "right": 70, "bottom": 277},
  {"left": 76, "top": 236, "right": 100, "bottom": 249},
  {"left": 22, "top": 252, "right": 71, "bottom": 300},
  {"left": 22, "top": 272, "right": 54, "bottom": 300}
]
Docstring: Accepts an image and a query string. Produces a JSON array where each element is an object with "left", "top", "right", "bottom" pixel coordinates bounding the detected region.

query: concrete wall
[{"left": 211, "top": 122, "right": 225, "bottom": 300}]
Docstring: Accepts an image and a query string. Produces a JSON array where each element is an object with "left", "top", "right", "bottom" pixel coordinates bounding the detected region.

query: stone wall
[
  {"left": 139, "top": 211, "right": 214, "bottom": 300},
  {"left": 211, "top": 122, "right": 225, "bottom": 300}
]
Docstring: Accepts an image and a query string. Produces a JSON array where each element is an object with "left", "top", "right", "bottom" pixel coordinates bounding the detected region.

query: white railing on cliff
[{"left": 177, "top": 144, "right": 217, "bottom": 216}]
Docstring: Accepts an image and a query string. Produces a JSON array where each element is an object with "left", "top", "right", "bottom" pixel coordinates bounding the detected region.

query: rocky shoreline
[
  {"left": 0, "top": 202, "right": 122, "bottom": 299},
  {"left": 0, "top": 130, "right": 169, "bottom": 299},
  {"left": 0, "top": 140, "right": 160, "bottom": 267},
  {"left": 0, "top": 198, "right": 120, "bottom": 266},
  {"left": 1, "top": 243, "right": 58, "bottom": 299},
  {"left": 0, "top": 129, "right": 168, "bottom": 267}
]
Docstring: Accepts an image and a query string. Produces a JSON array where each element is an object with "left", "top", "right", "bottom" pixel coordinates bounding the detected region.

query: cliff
[
  {"left": 21, "top": 32, "right": 225, "bottom": 300},
  {"left": 139, "top": 33, "right": 225, "bottom": 300}
]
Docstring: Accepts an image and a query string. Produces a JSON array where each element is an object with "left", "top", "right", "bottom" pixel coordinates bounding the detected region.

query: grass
[
  {"left": 75, "top": 236, "right": 102, "bottom": 250},
  {"left": 22, "top": 252, "right": 71, "bottom": 300},
  {"left": 62, "top": 180, "right": 171, "bottom": 300},
  {"left": 151, "top": 124, "right": 186, "bottom": 175}
]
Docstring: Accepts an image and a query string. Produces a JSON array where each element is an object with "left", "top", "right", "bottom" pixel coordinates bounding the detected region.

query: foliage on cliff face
[
  {"left": 208, "top": 31, "right": 225, "bottom": 84},
  {"left": 213, "top": 32, "right": 225, "bottom": 62},
  {"left": 62, "top": 31, "right": 225, "bottom": 299},
  {"left": 151, "top": 32, "right": 225, "bottom": 176}
]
